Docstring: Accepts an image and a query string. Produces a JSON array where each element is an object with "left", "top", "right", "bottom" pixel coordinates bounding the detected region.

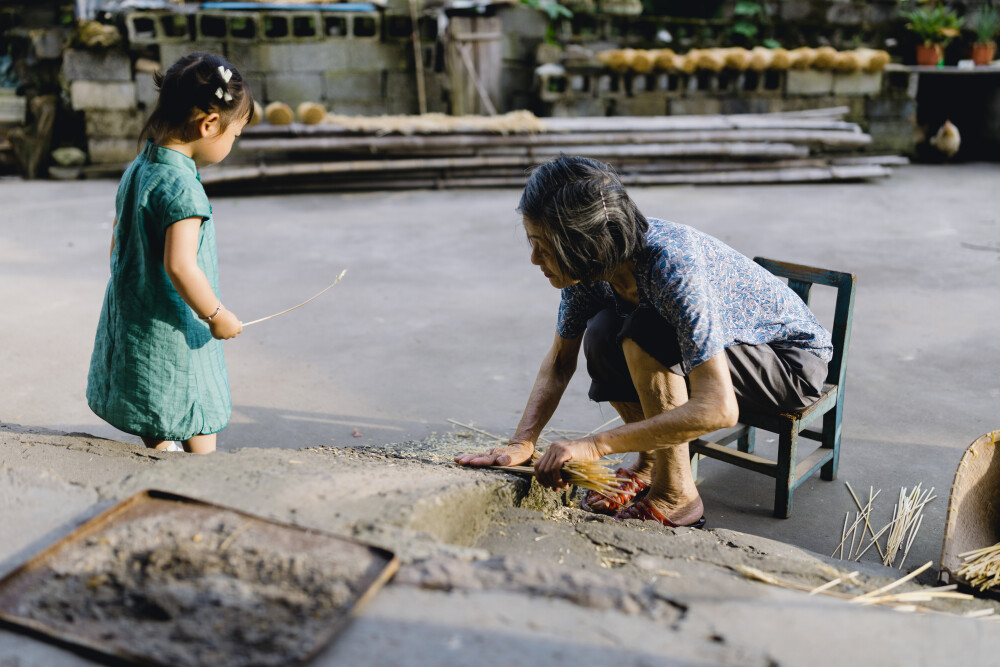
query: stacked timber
[{"left": 202, "top": 108, "right": 906, "bottom": 191}]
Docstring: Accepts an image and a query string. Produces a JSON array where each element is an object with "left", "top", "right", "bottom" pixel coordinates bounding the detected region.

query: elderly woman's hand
[
  {"left": 534, "top": 437, "right": 603, "bottom": 490},
  {"left": 454, "top": 441, "right": 534, "bottom": 467}
]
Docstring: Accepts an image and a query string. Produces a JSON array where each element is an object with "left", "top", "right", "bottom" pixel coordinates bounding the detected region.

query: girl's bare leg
[
  {"left": 608, "top": 400, "right": 655, "bottom": 482},
  {"left": 621, "top": 338, "right": 703, "bottom": 525},
  {"left": 182, "top": 433, "right": 216, "bottom": 455},
  {"left": 140, "top": 436, "right": 175, "bottom": 451}
]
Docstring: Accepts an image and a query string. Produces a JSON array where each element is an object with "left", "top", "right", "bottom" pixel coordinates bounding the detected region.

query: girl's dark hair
[
  {"left": 139, "top": 52, "right": 254, "bottom": 148},
  {"left": 518, "top": 155, "right": 649, "bottom": 283}
]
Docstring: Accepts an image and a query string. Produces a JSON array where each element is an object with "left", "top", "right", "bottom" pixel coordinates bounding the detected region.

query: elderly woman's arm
[
  {"left": 455, "top": 332, "right": 582, "bottom": 467},
  {"left": 534, "top": 352, "right": 738, "bottom": 487}
]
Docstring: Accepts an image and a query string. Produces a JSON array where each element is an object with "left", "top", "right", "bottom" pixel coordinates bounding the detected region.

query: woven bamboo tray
[{"left": 939, "top": 430, "right": 1000, "bottom": 587}]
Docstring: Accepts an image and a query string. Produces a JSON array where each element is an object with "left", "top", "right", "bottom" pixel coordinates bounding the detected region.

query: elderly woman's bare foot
[
  {"left": 614, "top": 494, "right": 705, "bottom": 528},
  {"left": 455, "top": 441, "right": 534, "bottom": 467}
]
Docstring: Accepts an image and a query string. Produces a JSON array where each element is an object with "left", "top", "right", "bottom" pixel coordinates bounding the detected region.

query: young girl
[{"left": 87, "top": 53, "right": 254, "bottom": 454}]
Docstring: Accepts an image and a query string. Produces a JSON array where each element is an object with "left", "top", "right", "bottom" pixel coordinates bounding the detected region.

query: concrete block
[
  {"left": 347, "top": 41, "right": 410, "bottom": 72},
  {"left": 537, "top": 71, "right": 568, "bottom": 102},
  {"left": 63, "top": 49, "right": 132, "bottom": 82},
  {"left": 614, "top": 94, "right": 666, "bottom": 116},
  {"left": 866, "top": 119, "right": 918, "bottom": 153},
  {"left": 260, "top": 11, "right": 323, "bottom": 41},
  {"left": 866, "top": 97, "right": 916, "bottom": 120},
  {"left": 668, "top": 97, "right": 722, "bottom": 116},
  {"left": 228, "top": 41, "right": 351, "bottom": 73},
  {"left": 88, "top": 137, "right": 139, "bottom": 164},
  {"left": 134, "top": 71, "right": 158, "bottom": 110},
  {"left": 324, "top": 72, "right": 385, "bottom": 102},
  {"left": 196, "top": 11, "right": 259, "bottom": 41},
  {"left": 327, "top": 100, "right": 388, "bottom": 116},
  {"left": 0, "top": 91, "right": 27, "bottom": 124},
  {"left": 71, "top": 81, "right": 136, "bottom": 110},
  {"left": 241, "top": 72, "right": 266, "bottom": 103},
  {"left": 720, "top": 97, "right": 779, "bottom": 115},
  {"left": 385, "top": 85, "right": 418, "bottom": 115},
  {"left": 125, "top": 11, "right": 191, "bottom": 45},
  {"left": 347, "top": 13, "right": 381, "bottom": 40},
  {"left": 160, "top": 42, "right": 226, "bottom": 70},
  {"left": 85, "top": 109, "right": 146, "bottom": 140},
  {"left": 785, "top": 69, "right": 833, "bottom": 96},
  {"left": 833, "top": 72, "right": 882, "bottom": 96},
  {"left": 31, "top": 28, "right": 65, "bottom": 59},
  {"left": 546, "top": 98, "right": 608, "bottom": 117},
  {"left": 265, "top": 72, "right": 325, "bottom": 106}
]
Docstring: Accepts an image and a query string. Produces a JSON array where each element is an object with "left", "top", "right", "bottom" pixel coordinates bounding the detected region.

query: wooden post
[
  {"left": 408, "top": 0, "right": 427, "bottom": 115},
  {"left": 446, "top": 16, "right": 501, "bottom": 115}
]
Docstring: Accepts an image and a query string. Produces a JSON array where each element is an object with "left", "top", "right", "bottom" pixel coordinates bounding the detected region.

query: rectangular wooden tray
[{"left": 0, "top": 489, "right": 398, "bottom": 666}]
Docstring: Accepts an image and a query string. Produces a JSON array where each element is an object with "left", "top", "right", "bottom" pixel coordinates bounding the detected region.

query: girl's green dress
[{"left": 87, "top": 141, "right": 230, "bottom": 441}]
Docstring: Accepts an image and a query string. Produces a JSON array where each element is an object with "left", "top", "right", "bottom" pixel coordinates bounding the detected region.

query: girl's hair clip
[
  {"left": 218, "top": 66, "right": 233, "bottom": 83},
  {"left": 215, "top": 87, "right": 233, "bottom": 102}
]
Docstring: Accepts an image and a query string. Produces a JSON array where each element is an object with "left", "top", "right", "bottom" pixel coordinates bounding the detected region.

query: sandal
[
  {"left": 579, "top": 468, "right": 649, "bottom": 516},
  {"left": 613, "top": 497, "right": 706, "bottom": 529}
]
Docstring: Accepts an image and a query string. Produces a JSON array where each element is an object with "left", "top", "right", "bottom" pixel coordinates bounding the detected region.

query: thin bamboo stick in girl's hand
[{"left": 241, "top": 269, "right": 347, "bottom": 327}]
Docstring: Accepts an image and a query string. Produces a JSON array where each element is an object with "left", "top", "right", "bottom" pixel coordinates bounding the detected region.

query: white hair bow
[
  {"left": 218, "top": 66, "right": 233, "bottom": 83},
  {"left": 215, "top": 87, "right": 233, "bottom": 102}
]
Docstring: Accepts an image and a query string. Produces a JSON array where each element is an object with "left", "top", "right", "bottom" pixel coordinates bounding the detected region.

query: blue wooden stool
[{"left": 690, "top": 257, "right": 856, "bottom": 518}]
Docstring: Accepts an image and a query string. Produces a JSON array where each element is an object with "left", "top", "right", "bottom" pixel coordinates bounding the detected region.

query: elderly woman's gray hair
[{"left": 518, "top": 156, "right": 649, "bottom": 283}]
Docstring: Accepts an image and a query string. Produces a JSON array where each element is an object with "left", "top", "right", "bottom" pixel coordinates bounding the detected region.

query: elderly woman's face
[{"left": 524, "top": 218, "right": 579, "bottom": 290}]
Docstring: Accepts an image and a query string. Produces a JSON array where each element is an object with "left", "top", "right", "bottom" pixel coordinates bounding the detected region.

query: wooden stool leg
[
  {"left": 738, "top": 425, "right": 756, "bottom": 454},
  {"left": 689, "top": 451, "right": 700, "bottom": 482},
  {"left": 774, "top": 426, "right": 798, "bottom": 518},
  {"left": 821, "top": 401, "right": 842, "bottom": 481}
]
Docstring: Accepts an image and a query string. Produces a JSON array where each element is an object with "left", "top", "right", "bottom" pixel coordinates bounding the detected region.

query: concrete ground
[{"left": 2, "top": 163, "right": 1000, "bottom": 663}]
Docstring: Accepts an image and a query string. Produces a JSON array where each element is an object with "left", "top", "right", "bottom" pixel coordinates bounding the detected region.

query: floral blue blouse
[{"left": 556, "top": 218, "right": 833, "bottom": 373}]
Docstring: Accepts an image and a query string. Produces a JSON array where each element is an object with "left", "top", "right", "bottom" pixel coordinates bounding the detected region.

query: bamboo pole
[
  {"left": 235, "top": 129, "right": 871, "bottom": 153},
  {"left": 240, "top": 111, "right": 862, "bottom": 138}
]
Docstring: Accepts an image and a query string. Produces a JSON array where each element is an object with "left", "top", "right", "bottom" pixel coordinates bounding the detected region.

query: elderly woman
[{"left": 456, "top": 156, "right": 832, "bottom": 527}]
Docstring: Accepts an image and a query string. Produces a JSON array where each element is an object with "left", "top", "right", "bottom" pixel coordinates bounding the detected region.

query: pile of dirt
[{"left": 11, "top": 506, "right": 381, "bottom": 667}]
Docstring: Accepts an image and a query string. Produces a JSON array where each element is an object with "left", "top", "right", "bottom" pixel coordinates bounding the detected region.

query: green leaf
[
  {"left": 734, "top": 1, "right": 763, "bottom": 17},
  {"left": 732, "top": 22, "right": 759, "bottom": 38}
]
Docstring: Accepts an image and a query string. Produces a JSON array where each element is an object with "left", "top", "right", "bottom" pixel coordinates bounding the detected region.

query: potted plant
[
  {"left": 900, "top": 2, "right": 963, "bottom": 66},
  {"left": 970, "top": 4, "right": 999, "bottom": 66}
]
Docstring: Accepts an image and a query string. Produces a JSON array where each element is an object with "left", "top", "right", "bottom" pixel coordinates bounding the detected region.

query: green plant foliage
[
  {"left": 521, "top": 0, "right": 573, "bottom": 21},
  {"left": 899, "top": 2, "right": 963, "bottom": 46},
  {"left": 728, "top": 0, "right": 778, "bottom": 47},
  {"left": 970, "top": 3, "right": 1000, "bottom": 43},
  {"left": 520, "top": 0, "right": 572, "bottom": 45}
]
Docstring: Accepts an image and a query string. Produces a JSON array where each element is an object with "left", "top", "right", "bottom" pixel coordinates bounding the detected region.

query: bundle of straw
[{"left": 956, "top": 543, "right": 1000, "bottom": 592}]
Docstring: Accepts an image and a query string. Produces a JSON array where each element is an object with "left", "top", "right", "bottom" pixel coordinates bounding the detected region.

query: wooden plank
[
  {"left": 236, "top": 129, "right": 870, "bottom": 153},
  {"left": 622, "top": 165, "right": 891, "bottom": 185},
  {"left": 755, "top": 258, "right": 849, "bottom": 289},
  {"left": 792, "top": 447, "right": 834, "bottom": 487},
  {"left": 689, "top": 439, "right": 778, "bottom": 478},
  {"left": 241, "top": 114, "right": 865, "bottom": 138}
]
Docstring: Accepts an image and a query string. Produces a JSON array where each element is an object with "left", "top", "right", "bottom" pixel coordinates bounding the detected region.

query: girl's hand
[
  {"left": 209, "top": 307, "right": 243, "bottom": 339},
  {"left": 534, "top": 437, "right": 602, "bottom": 490}
]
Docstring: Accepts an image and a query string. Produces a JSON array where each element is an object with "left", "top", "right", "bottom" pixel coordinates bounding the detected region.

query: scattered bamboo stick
[
  {"left": 881, "top": 485, "right": 935, "bottom": 568},
  {"left": 241, "top": 269, "right": 347, "bottom": 327},
  {"left": 956, "top": 542, "right": 1000, "bottom": 592},
  {"left": 737, "top": 562, "right": 981, "bottom": 615},
  {"left": 846, "top": 482, "right": 885, "bottom": 560}
]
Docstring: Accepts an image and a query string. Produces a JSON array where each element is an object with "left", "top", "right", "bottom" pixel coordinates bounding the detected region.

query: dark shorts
[{"left": 583, "top": 307, "right": 828, "bottom": 414}]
